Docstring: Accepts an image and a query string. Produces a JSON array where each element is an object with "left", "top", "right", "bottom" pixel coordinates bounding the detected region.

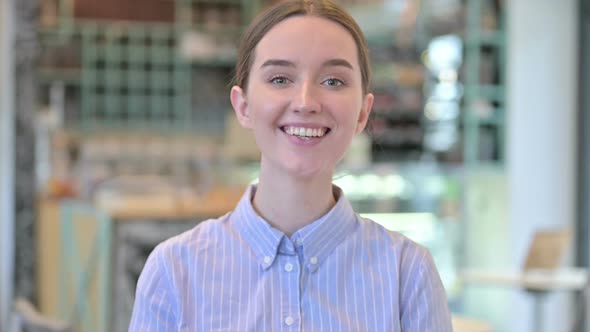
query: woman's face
[{"left": 231, "top": 15, "right": 373, "bottom": 180}]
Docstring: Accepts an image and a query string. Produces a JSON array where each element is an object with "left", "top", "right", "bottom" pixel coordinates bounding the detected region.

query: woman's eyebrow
[
  {"left": 259, "top": 58, "right": 354, "bottom": 70},
  {"left": 322, "top": 58, "right": 354, "bottom": 70},
  {"left": 260, "top": 59, "right": 296, "bottom": 68}
]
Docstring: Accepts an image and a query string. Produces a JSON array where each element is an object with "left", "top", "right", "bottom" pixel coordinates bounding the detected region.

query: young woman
[{"left": 130, "top": 1, "right": 452, "bottom": 331}]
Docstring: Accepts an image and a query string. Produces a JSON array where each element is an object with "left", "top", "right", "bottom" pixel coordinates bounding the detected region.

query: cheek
[
  {"left": 333, "top": 97, "right": 363, "bottom": 123},
  {"left": 248, "top": 94, "right": 286, "bottom": 121}
]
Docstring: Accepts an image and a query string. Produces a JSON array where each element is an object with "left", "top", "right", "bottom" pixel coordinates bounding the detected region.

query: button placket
[{"left": 277, "top": 254, "right": 300, "bottom": 330}]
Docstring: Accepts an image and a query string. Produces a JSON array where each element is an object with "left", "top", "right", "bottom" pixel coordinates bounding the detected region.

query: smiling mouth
[{"left": 281, "top": 126, "right": 331, "bottom": 140}]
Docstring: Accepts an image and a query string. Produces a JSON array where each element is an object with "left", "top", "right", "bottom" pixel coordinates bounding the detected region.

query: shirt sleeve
[
  {"left": 399, "top": 245, "right": 452, "bottom": 332},
  {"left": 129, "top": 245, "right": 178, "bottom": 332}
]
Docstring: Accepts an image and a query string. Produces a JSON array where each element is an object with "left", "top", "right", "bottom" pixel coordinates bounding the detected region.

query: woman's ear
[
  {"left": 230, "top": 86, "right": 252, "bottom": 129},
  {"left": 355, "top": 93, "right": 374, "bottom": 134}
]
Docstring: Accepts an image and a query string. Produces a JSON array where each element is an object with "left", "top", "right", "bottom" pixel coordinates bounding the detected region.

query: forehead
[{"left": 253, "top": 15, "right": 359, "bottom": 68}]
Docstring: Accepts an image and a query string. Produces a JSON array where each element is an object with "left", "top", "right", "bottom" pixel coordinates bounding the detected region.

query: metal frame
[
  {"left": 77, "top": 22, "right": 192, "bottom": 131},
  {"left": 579, "top": 0, "right": 590, "bottom": 267},
  {"left": 41, "top": 0, "right": 268, "bottom": 134},
  {"left": 0, "top": 0, "right": 16, "bottom": 330},
  {"left": 463, "top": 0, "right": 506, "bottom": 165},
  {"left": 577, "top": 0, "right": 590, "bottom": 331}
]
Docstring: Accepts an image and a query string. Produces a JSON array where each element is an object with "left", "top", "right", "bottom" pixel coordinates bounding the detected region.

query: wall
[
  {"left": 507, "top": 0, "right": 579, "bottom": 331},
  {"left": 0, "top": 0, "right": 16, "bottom": 329}
]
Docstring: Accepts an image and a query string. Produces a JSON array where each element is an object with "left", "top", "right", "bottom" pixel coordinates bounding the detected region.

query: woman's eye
[
  {"left": 323, "top": 78, "right": 344, "bottom": 87},
  {"left": 270, "top": 76, "right": 289, "bottom": 84}
]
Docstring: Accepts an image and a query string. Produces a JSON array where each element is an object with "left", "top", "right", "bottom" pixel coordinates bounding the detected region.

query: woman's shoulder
[
  {"left": 149, "top": 212, "right": 233, "bottom": 261},
  {"left": 353, "top": 216, "right": 439, "bottom": 280},
  {"left": 357, "top": 215, "right": 432, "bottom": 259}
]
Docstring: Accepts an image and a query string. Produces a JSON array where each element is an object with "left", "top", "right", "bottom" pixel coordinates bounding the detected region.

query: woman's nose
[{"left": 292, "top": 81, "right": 321, "bottom": 114}]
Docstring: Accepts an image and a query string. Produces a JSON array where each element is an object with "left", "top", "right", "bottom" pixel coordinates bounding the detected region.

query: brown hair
[{"left": 233, "top": 0, "right": 371, "bottom": 94}]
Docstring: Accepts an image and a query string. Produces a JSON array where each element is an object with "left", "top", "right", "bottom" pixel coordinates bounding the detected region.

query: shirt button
[
  {"left": 284, "top": 316, "right": 294, "bottom": 326},
  {"left": 310, "top": 256, "right": 318, "bottom": 265},
  {"left": 295, "top": 238, "right": 303, "bottom": 246},
  {"left": 284, "top": 263, "right": 294, "bottom": 272},
  {"left": 264, "top": 256, "right": 271, "bottom": 264}
]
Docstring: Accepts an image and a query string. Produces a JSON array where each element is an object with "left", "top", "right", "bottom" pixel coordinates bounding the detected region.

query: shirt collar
[
  {"left": 232, "top": 184, "right": 358, "bottom": 272},
  {"left": 294, "top": 185, "right": 357, "bottom": 272},
  {"left": 232, "top": 185, "right": 284, "bottom": 270}
]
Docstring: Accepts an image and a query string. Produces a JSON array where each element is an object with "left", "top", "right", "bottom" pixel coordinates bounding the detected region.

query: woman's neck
[{"left": 252, "top": 167, "right": 336, "bottom": 237}]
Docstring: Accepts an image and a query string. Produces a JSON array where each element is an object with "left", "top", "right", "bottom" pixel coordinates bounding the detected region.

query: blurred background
[{"left": 0, "top": 0, "right": 588, "bottom": 331}]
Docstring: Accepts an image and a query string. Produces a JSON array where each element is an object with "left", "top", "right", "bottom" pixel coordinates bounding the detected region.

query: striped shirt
[{"left": 129, "top": 185, "right": 452, "bottom": 331}]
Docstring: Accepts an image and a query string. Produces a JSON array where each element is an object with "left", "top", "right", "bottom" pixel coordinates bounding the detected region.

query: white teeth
[{"left": 284, "top": 126, "right": 327, "bottom": 138}]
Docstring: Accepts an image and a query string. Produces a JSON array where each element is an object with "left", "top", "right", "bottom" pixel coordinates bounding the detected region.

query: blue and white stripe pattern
[{"left": 129, "top": 185, "right": 452, "bottom": 331}]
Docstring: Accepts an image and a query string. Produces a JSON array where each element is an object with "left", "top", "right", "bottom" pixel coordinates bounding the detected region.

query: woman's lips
[
  {"left": 281, "top": 125, "right": 329, "bottom": 138},
  {"left": 280, "top": 125, "right": 331, "bottom": 145}
]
